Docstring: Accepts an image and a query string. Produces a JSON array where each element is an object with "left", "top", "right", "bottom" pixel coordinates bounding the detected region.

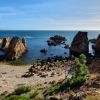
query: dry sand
[{"left": 0, "top": 64, "right": 65, "bottom": 94}]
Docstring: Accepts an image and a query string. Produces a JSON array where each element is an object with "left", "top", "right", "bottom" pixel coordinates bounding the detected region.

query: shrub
[
  {"left": 12, "top": 86, "right": 32, "bottom": 95},
  {"left": 5, "top": 95, "right": 30, "bottom": 100},
  {"left": 45, "top": 54, "right": 89, "bottom": 96},
  {"left": 26, "top": 90, "right": 38, "bottom": 98},
  {"left": 5, "top": 86, "right": 43, "bottom": 100},
  {"left": 68, "top": 54, "right": 89, "bottom": 86}
]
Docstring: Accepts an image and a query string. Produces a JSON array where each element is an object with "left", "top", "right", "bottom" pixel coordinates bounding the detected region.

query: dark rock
[
  {"left": 47, "top": 35, "right": 66, "bottom": 46},
  {"left": 64, "top": 44, "right": 69, "bottom": 49},
  {"left": 70, "top": 31, "right": 89, "bottom": 56},
  {"left": 92, "top": 34, "right": 100, "bottom": 56},
  {"left": 5, "top": 36, "right": 27, "bottom": 60},
  {"left": 40, "top": 48, "right": 47, "bottom": 53},
  {"left": 89, "top": 39, "right": 96, "bottom": 44}
]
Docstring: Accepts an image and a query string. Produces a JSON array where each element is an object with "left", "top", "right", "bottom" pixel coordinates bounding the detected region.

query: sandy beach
[{"left": 0, "top": 63, "right": 65, "bottom": 95}]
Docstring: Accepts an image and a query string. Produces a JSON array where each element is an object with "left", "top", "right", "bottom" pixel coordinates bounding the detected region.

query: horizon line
[{"left": 0, "top": 29, "right": 100, "bottom": 31}]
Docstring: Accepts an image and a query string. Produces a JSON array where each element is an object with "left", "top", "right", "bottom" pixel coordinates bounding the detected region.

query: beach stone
[
  {"left": 5, "top": 36, "right": 27, "bottom": 60},
  {"left": 50, "top": 72, "right": 55, "bottom": 77},
  {"left": 70, "top": 31, "right": 89, "bottom": 56},
  {"left": 39, "top": 73, "right": 48, "bottom": 78}
]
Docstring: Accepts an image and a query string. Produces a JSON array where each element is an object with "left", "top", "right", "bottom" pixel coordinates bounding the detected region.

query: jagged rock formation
[
  {"left": 5, "top": 36, "right": 27, "bottom": 60},
  {"left": 1, "top": 37, "right": 10, "bottom": 50},
  {"left": 70, "top": 31, "right": 89, "bottom": 56},
  {"left": 92, "top": 34, "right": 100, "bottom": 56}
]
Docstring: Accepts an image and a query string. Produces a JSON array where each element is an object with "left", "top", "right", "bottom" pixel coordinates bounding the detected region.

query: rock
[
  {"left": 89, "top": 39, "right": 96, "bottom": 44},
  {"left": 22, "top": 37, "right": 27, "bottom": 48},
  {"left": 47, "top": 35, "right": 66, "bottom": 46},
  {"left": 92, "top": 34, "right": 100, "bottom": 56},
  {"left": 70, "top": 31, "right": 89, "bottom": 56},
  {"left": 39, "top": 73, "right": 48, "bottom": 78},
  {"left": 5, "top": 36, "right": 27, "bottom": 60},
  {"left": 50, "top": 72, "right": 55, "bottom": 77},
  {"left": 0, "top": 38, "right": 3, "bottom": 44},
  {"left": 89, "top": 58, "right": 100, "bottom": 73},
  {"left": 64, "top": 44, "right": 69, "bottom": 49},
  {"left": 1, "top": 37, "right": 10, "bottom": 50},
  {"left": 40, "top": 48, "right": 47, "bottom": 53}
]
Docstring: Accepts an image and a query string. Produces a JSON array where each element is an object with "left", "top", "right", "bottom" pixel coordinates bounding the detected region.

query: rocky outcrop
[
  {"left": 1, "top": 37, "right": 10, "bottom": 50},
  {"left": 92, "top": 34, "right": 100, "bottom": 56},
  {"left": 70, "top": 31, "right": 89, "bottom": 56},
  {"left": 5, "top": 36, "right": 27, "bottom": 60},
  {"left": 47, "top": 35, "right": 66, "bottom": 46}
]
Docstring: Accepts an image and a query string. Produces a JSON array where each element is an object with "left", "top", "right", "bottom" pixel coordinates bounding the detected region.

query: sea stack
[
  {"left": 70, "top": 31, "right": 89, "bottom": 56},
  {"left": 5, "top": 36, "right": 27, "bottom": 60}
]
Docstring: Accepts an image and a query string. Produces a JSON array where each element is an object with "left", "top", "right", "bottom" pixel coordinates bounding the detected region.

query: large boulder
[
  {"left": 70, "top": 31, "right": 89, "bottom": 56},
  {"left": 5, "top": 36, "right": 27, "bottom": 60},
  {"left": 92, "top": 34, "right": 100, "bottom": 56},
  {"left": 1, "top": 37, "right": 10, "bottom": 50}
]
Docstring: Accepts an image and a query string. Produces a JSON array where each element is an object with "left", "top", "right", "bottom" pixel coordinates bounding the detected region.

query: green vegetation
[
  {"left": 8, "top": 86, "right": 32, "bottom": 95},
  {"left": 5, "top": 95, "right": 29, "bottom": 100},
  {"left": 45, "top": 54, "right": 89, "bottom": 96},
  {"left": 68, "top": 54, "right": 89, "bottom": 87},
  {"left": 5, "top": 86, "right": 44, "bottom": 100}
]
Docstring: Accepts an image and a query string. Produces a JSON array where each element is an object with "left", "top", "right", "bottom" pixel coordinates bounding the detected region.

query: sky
[{"left": 0, "top": 0, "right": 100, "bottom": 30}]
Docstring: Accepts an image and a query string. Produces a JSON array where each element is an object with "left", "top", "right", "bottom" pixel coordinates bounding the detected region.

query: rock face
[
  {"left": 70, "top": 31, "right": 89, "bottom": 56},
  {"left": 93, "top": 34, "right": 100, "bottom": 56},
  {"left": 5, "top": 36, "right": 27, "bottom": 60},
  {"left": 1, "top": 37, "right": 10, "bottom": 50}
]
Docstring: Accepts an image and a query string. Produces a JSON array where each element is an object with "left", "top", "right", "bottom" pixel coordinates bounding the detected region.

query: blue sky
[{"left": 0, "top": 0, "right": 100, "bottom": 30}]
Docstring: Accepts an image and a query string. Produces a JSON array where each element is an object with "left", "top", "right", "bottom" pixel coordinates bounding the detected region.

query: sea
[{"left": 0, "top": 30, "right": 99, "bottom": 64}]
